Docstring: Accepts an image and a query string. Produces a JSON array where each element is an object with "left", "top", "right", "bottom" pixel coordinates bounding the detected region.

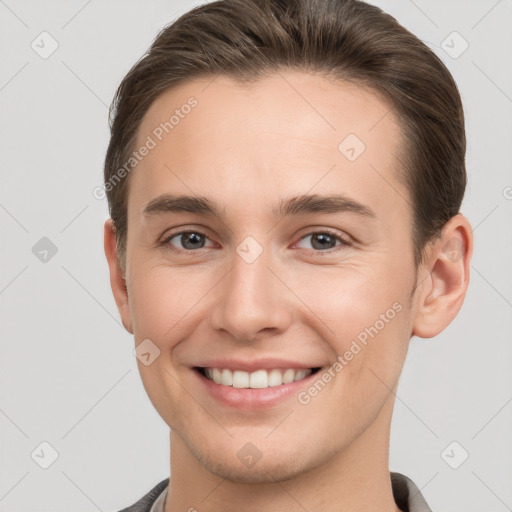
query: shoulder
[
  {"left": 117, "top": 478, "right": 169, "bottom": 512},
  {"left": 391, "top": 472, "right": 433, "bottom": 512}
]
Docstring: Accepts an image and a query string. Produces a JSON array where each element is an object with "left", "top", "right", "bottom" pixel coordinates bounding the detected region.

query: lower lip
[{"left": 193, "top": 368, "right": 321, "bottom": 410}]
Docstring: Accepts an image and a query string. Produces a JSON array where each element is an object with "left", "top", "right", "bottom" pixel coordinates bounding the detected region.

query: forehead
[
  {"left": 137, "top": 71, "right": 400, "bottom": 150},
  {"left": 130, "top": 71, "right": 408, "bottom": 222}
]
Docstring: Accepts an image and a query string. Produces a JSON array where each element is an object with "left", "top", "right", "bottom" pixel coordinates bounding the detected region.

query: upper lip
[{"left": 193, "top": 358, "right": 324, "bottom": 373}]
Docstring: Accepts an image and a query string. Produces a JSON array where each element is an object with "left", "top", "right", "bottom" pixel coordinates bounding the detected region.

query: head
[{"left": 104, "top": 0, "right": 472, "bottom": 483}]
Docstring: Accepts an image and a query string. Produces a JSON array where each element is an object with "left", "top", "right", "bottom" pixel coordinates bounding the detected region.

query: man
[{"left": 103, "top": 0, "right": 473, "bottom": 510}]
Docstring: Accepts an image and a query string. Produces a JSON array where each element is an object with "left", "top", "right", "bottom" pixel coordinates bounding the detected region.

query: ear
[
  {"left": 104, "top": 219, "right": 133, "bottom": 334},
  {"left": 411, "top": 214, "right": 473, "bottom": 338}
]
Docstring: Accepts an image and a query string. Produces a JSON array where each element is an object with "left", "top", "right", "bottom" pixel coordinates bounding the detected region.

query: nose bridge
[{"left": 209, "top": 240, "right": 292, "bottom": 340}]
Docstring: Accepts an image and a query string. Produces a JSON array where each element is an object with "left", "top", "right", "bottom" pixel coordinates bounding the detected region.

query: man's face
[{"left": 121, "top": 71, "right": 419, "bottom": 482}]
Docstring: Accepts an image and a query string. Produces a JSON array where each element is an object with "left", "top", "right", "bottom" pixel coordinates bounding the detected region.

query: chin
[
  {"left": 202, "top": 455, "right": 307, "bottom": 484},
  {"left": 188, "top": 437, "right": 328, "bottom": 485}
]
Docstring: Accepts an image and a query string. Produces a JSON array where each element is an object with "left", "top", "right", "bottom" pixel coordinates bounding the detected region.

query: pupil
[
  {"left": 182, "top": 232, "right": 204, "bottom": 249},
  {"left": 312, "top": 233, "right": 335, "bottom": 250}
]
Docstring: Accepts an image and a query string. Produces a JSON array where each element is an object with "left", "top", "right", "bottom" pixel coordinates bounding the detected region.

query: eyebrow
[{"left": 143, "top": 193, "right": 376, "bottom": 219}]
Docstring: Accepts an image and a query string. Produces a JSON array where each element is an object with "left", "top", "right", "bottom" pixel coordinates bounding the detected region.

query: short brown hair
[{"left": 104, "top": 0, "right": 466, "bottom": 270}]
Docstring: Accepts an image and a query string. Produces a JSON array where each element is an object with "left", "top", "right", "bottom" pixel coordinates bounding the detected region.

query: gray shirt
[{"left": 119, "top": 472, "right": 432, "bottom": 512}]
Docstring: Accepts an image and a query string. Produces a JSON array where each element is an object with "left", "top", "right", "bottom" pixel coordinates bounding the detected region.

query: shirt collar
[{"left": 149, "top": 472, "right": 432, "bottom": 512}]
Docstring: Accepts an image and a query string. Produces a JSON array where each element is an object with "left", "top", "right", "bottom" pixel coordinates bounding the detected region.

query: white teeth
[
  {"left": 294, "top": 369, "right": 308, "bottom": 381},
  {"left": 232, "top": 370, "right": 250, "bottom": 388},
  {"left": 249, "top": 369, "right": 268, "bottom": 389},
  {"left": 203, "top": 368, "right": 313, "bottom": 388},
  {"left": 221, "top": 369, "right": 233, "bottom": 386},
  {"left": 282, "top": 369, "right": 295, "bottom": 384},
  {"left": 267, "top": 369, "right": 283, "bottom": 387}
]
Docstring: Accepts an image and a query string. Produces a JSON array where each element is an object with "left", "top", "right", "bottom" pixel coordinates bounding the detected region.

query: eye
[
  {"left": 162, "top": 230, "right": 214, "bottom": 252},
  {"left": 295, "top": 230, "right": 351, "bottom": 252},
  {"left": 159, "top": 228, "right": 351, "bottom": 255}
]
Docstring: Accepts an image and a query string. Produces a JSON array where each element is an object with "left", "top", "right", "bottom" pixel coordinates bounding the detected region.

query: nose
[{"left": 208, "top": 246, "right": 293, "bottom": 342}]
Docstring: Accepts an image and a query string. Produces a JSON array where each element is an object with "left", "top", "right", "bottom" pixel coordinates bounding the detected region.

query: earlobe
[
  {"left": 411, "top": 214, "right": 473, "bottom": 339},
  {"left": 104, "top": 219, "right": 133, "bottom": 334}
]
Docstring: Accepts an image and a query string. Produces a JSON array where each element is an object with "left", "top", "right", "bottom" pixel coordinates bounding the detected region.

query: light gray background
[{"left": 0, "top": 1, "right": 511, "bottom": 511}]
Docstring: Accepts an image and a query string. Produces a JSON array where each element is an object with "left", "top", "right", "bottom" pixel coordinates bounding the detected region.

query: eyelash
[{"left": 159, "top": 228, "right": 352, "bottom": 256}]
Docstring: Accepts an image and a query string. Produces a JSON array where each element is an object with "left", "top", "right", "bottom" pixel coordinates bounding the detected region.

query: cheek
[
  {"left": 127, "top": 266, "right": 203, "bottom": 426},
  {"left": 294, "top": 261, "right": 411, "bottom": 393},
  {"left": 295, "top": 259, "right": 407, "bottom": 337},
  {"left": 128, "top": 265, "right": 211, "bottom": 344}
]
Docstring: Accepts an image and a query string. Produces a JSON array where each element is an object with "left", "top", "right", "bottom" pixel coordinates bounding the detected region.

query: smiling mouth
[{"left": 194, "top": 367, "right": 322, "bottom": 389}]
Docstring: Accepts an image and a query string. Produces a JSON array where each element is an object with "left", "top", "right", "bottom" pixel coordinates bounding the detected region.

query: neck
[{"left": 165, "top": 393, "right": 401, "bottom": 512}]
